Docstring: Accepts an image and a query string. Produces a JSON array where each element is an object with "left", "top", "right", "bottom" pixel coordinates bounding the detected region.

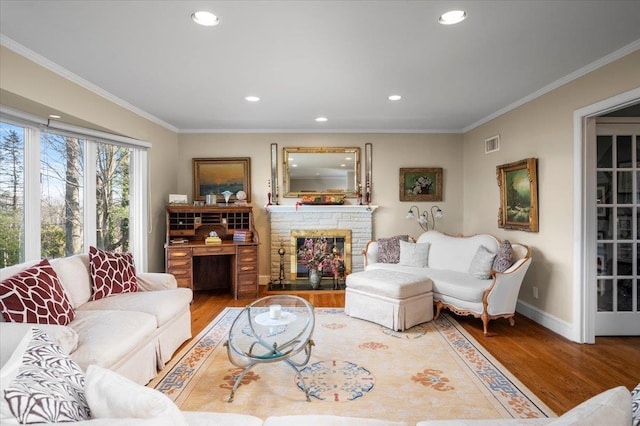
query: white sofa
[
  {"left": 0, "top": 316, "right": 635, "bottom": 425},
  {"left": 362, "top": 231, "right": 532, "bottom": 335},
  {"left": 0, "top": 254, "right": 193, "bottom": 385}
]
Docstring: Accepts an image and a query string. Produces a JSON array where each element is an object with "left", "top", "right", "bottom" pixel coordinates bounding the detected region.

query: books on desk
[
  {"left": 233, "top": 230, "right": 253, "bottom": 242},
  {"left": 205, "top": 236, "right": 222, "bottom": 245}
]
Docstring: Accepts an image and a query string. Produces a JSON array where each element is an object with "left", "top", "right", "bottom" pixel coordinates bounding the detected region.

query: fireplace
[
  {"left": 267, "top": 205, "right": 377, "bottom": 283},
  {"left": 290, "top": 229, "right": 351, "bottom": 280}
]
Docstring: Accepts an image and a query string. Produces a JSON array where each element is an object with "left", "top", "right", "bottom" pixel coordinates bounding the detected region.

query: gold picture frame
[
  {"left": 193, "top": 158, "right": 251, "bottom": 203},
  {"left": 399, "top": 167, "right": 443, "bottom": 201},
  {"left": 496, "top": 158, "right": 538, "bottom": 232}
]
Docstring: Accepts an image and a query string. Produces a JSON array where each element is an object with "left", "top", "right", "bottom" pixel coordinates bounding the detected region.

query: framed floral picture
[
  {"left": 399, "top": 168, "right": 443, "bottom": 201},
  {"left": 496, "top": 158, "right": 538, "bottom": 232},
  {"left": 193, "top": 157, "right": 251, "bottom": 203}
]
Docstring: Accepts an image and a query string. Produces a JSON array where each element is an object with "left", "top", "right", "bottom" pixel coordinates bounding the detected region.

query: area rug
[{"left": 150, "top": 308, "right": 555, "bottom": 423}]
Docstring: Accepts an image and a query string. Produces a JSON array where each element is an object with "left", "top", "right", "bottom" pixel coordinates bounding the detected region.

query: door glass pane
[
  {"left": 597, "top": 171, "right": 612, "bottom": 203},
  {"left": 618, "top": 207, "right": 633, "bottom": 239},
  {"left": 41, "top": 132, "right": 85, "bottom": 258},
  {"left": 617, "top": 171, "right": 633, "bottom": 203},
  {"left": 597, "top": 208, "right": 613, "bottom": 239},
  {"left": 597, "top": 135, "right": 612, "bottom": 168},
  {"left": 597, "top": 279, "right": 613, "bottom": 311},
  {"left": 618, "top": 243, "right": 633, "bottom": 275},
  {"left": 597, "top": 243, "right": 613, "bottom": 275},
  {"left": 96, "top": 144, "right": 130, "bottom": 253},
  {"left": 0, "top": 122, "right": 25, "bottom": 267},
  {"left": 617, "top": 279, "right": 633, "bottom": 311},
  {"left": 616, "top": 135, "right": 632, "bottom": 167}
]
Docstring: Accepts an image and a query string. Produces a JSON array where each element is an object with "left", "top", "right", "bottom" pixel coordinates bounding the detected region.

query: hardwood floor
[{"left": 187, "top": 289, "right": 639, "bottom": 415}]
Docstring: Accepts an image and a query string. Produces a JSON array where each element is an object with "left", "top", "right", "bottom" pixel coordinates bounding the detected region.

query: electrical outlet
[{"left": 533, "top": 286, "right": 539, "bottom": 299}]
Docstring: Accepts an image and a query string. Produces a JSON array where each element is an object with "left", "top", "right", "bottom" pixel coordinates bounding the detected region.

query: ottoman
[{"left": 345, "top": 269, "right": 433, "bottom": 331}]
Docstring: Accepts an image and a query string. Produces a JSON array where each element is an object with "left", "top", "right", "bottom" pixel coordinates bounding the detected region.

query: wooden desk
[{"left": 165, "top": 206, "right": 259, "bottom": 299}]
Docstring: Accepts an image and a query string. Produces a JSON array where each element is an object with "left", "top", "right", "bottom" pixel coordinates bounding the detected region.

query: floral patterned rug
[{"left": 149, "top": 308, "right": 555, "bottom": 423}]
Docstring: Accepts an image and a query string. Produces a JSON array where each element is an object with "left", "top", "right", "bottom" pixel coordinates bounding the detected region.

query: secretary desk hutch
[{"left": 164, "top": 205, "right": 259, "bottom": 299}]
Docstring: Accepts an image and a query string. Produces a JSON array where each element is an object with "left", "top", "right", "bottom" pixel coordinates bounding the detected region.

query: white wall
[
  {"left": 462, "top": 49, "right": 640, "bottom": 330},
  {"left": 177, "top": 133, "right": 464, "bottom": 279}
]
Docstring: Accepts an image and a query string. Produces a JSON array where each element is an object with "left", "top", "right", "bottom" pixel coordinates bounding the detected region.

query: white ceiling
[{"left": 1, "top": 1, "right": 640, "bottom": 133}]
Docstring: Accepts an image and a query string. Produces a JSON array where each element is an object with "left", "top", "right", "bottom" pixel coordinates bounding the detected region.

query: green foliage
[
  {"left": 41, "top": 224, "right": 65, "bottom": 259},
  {"left": 0, "top": 210, "right": 22, "bottom": 268}
]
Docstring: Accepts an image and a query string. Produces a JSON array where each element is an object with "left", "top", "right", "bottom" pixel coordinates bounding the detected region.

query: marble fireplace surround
[{"left": 267, "top": 205, "right": 377, "bottom": 282}]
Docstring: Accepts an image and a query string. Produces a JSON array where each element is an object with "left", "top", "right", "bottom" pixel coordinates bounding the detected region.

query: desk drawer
[
  {"left": 167, "top": 248, "right": 192, "bottom": 259},
  {"left": 238, "top": 264, "right": 257, "bottom": 273},
  {"left": 192, "top": 245, "right": 235, "bottom": 256},
  {"left": 167, "top": 258, "right": 191, "bottom": 269},
  {"left": 175, "top": 277, "right": 192, "bottom": 289},
  {"left": 168, "top": 268, "right": 191, "bottom": 279},
  {"left": 237, "top": 273, "right": 258, "bottom": 298}
]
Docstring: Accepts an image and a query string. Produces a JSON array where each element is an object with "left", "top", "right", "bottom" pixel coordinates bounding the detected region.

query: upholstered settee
[
  {"left": 0, "top": 326, "right": 636, "bottom": 425},
  {"left": 0, "top": 250, "right": 193, "bottom": 385},
  {"left": 362, "top": 231, "right": 532, "bottom": 335}
]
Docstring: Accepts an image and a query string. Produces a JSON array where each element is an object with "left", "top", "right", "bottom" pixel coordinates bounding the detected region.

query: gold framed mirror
[{"left": 283, "top": 147, "right": 361, "bottom": 198}]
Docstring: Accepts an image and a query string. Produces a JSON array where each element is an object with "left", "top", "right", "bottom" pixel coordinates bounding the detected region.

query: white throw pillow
[
  {"left": 468, "top": 245, "right": 497, "bottom": 279},
  {"left": 399, "top": 240, "right": 430, "bottom": 268},
  {"left": 85, "top": 365, "right": 187, "bottom": 426}
]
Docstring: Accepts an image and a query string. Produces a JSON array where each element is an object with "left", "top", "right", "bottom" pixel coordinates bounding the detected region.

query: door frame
[{"left": 572, "top": 87, "right": 640, "bottom": 343}]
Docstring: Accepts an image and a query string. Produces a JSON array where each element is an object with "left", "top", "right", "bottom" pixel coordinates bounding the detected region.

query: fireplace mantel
[{"left": 267, "top": 205, "right": 378, "bottom": 213}]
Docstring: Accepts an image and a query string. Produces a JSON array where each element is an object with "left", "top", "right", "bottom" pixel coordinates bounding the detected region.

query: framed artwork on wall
[
  {"left": 496, "top": 158, "right": 538, "bottom": 232},
  {"left": 193, "top": 157, "right": 251, "bottom": 203},
  {"left": 399, "top": 167, "right": 443, "bottom": 202}
]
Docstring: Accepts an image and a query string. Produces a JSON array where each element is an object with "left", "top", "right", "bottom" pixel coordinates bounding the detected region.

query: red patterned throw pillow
[
  {"left": 0, "top": 259, "right": 75, "bottom": 325},
  {"left": 89, "top": 246, "right": 138, "bottom": 300}
]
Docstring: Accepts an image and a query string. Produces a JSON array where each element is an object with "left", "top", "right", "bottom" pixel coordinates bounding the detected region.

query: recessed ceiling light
[
  {"left": 245, "top": 96, "right": 260, "bottom": 102},
  {"left": 191, "top": 11, "right": 220, "bottom": 26},
  {"left": 438, "top": 10, "right": 466, "bottom": 25},
  {"left": 388, "top": 95, "right": 402, "bottom": 101},
  {"left": 315, "top": 117, "right": 328, "bottom": 122},
  {"left": 48, "top": 114, "right": 61, "bottom": 119}
]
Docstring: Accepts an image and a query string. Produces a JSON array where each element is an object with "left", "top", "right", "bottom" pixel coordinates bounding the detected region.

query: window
[{"left": 0, "top": 111, "right": 149, "bottom": 270}]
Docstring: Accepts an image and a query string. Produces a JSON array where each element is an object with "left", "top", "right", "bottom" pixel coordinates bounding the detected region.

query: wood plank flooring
[{"left": 187, "top": 289, "right": 639, "bottom": 415}]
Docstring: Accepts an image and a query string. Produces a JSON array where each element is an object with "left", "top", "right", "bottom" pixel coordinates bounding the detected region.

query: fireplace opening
[{"left": 290, "top": 229, "right": 351, "bottom": 280}]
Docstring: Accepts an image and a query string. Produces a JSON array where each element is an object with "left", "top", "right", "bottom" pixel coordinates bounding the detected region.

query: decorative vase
[{"left": 308, "top": 268, "right": 321, "bottom": 289}]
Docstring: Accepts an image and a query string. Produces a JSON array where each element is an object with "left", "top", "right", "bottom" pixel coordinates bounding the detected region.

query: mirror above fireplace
[{"left": 283, "top": 147, "right": 361, "bottom": 198}]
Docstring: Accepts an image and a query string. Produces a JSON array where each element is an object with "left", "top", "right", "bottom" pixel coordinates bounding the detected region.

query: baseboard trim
[{"left": 516, "top": 300, "right": 576, "bottom": 342}]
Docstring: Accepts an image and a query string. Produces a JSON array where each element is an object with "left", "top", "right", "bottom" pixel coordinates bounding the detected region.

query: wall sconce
[{"left": 406, "top": 205, "right": 443, "bottom": 232}]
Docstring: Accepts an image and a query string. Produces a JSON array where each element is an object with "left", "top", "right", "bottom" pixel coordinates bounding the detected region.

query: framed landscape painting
[
  {"left": 496, "top": 158, "right": 538, "bottom": 232},
  {"left": 399, "top": 168, "right": 443, "bottom": 201},
  {"left": 193, "top": 158, "right": 251, "bottom": 203}
]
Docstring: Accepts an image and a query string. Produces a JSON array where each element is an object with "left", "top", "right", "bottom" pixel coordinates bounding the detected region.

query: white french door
[{"left": 595, "top": 119, "right": 640, "bottom": 335}]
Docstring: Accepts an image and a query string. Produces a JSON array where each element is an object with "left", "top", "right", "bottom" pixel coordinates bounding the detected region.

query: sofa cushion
[
  {"left": 0, "top": 259, "right": 76, "bottom": 325},
  {"left": 492, "top": 240, "right": 514, "bottom": 272},
  {"left": 468, "top": 246, "right": 496, "bottom": 279},
  {"left": 50, "top": 254, "right": 93, "bottom": 308},
  {"left": 183, "top": 411, "right": 264, "bottom": 426},
  {"left": 264, "top": 415, "right": 410, "bottom": 426},
  {"left": 427, "top": 269, "right": 494, "bottom": 303},
  {"left": 377, "top": 235, "right": 410, "bottom": 263},
  {"left": 632, "top": 383, "right": 640, "bottom": 426},
  {"left": 68, "top": 310, "right": 157, "bottom": 371},
  {"left": 0, "top": 328, "right": 90, "bottom": 424},
  {"left": 417, "top": 231, "right": 499, "bottom": 273},
  {"left": 77, "top": 288, "right": 192, "bottom": 328},
  {"left": 89, "top": 246, "right": 138, "bottom": 301},
  {"left": 0, "top": 322, "right": 78, "bottom": 361},
  {"left": 399, "top": 240, "right": 430, "bottom": 267},
  {"left": 85, "top": 365, "right": 187, "bottom": 425},
  {"left": 547, "top": 385, "right": 631, "bottom": 425},
  {"left": 347, "top": 269, "right": 432, "bottom": 299}
]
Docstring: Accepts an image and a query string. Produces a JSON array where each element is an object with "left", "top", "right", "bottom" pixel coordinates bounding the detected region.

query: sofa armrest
[
  {"left": 485, "top": 257, "right": 532, "bottom": 316},
  {"left": 136, "top": 272, "right": 178, "bottom": 291},
  {"left": 362, "top": 240, "right": 380, "bottom": 267}
]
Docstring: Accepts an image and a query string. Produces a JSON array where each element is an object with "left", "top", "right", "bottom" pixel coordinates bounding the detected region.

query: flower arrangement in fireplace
[{"left": 297, "top": 237, "right": 331, "bottom": 271}]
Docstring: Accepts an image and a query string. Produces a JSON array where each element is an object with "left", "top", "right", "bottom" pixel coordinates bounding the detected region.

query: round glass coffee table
[{"left": 224, "top": 295, "right": 315, "bottom": 402}]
